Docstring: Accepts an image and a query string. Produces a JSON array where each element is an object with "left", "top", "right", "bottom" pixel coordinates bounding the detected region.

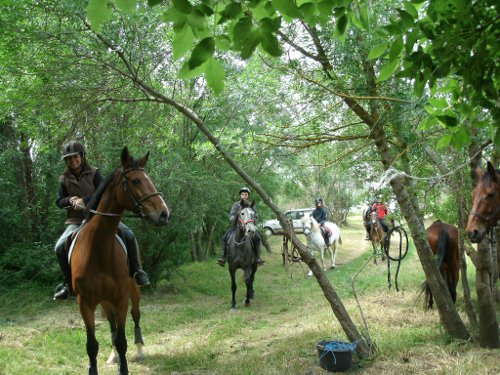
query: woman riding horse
[{"left": 53, "top": 141, "right": 149, "bottom": 300}]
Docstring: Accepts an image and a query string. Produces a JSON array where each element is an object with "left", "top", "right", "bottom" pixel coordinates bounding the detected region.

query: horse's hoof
[{"left": 230, "top": 307, "right": 237, "bottom": 313}]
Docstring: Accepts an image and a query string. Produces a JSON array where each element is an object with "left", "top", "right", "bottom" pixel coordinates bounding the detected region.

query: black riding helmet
[
  {"left": 61, "top": 141, "right": 86, "bottom": 160},
  {"left": 239, "top": 187, "right": 251, "bottom": 195}
]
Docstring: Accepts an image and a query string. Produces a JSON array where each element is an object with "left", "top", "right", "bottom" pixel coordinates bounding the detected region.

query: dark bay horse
[
  {"left": 423, "top": 220, "right": 459, "bottom": 309},
  {"left": 227, "top": 200, "right": 258, "bottom": 309},
  {"left": 467, "top": 161, "right": 500, "bottom": 243},
  {"left": 368, "top": 211, "right": 387, "bottom": 262},
  {"left": 71, "top": 148, "right": 169, "bottom": 375}
]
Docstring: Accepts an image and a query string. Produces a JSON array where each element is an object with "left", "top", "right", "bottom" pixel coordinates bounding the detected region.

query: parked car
[{"left": 263, "top": 208, "right": 315, "bottom": 236}]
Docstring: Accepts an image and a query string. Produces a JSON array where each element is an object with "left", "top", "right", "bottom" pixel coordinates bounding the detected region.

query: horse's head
[
  {"left": 467, "top": 161, "right": 500, "bottom": 242},
  {"left": 369, "top": 211, "right": 379, "bottom": 226},
  {"left": 237, "top": 200, "right": 256, "bottom": 236},
  {"left": 301, "top": 215, "right": 312, "bottom": 236},
  {"left": 118, "top": 147, "right": 170, "bottom": 225}
]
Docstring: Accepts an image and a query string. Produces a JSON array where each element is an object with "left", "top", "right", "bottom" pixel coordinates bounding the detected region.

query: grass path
[{"left": 0, "top": 215, "right": 498, "bottom": 374}]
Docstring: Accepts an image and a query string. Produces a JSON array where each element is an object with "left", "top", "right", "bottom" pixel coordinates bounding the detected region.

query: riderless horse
[
  {"left": 423, "top": 220, "right": 459, "bottom": 309},
  {"left": 467, "top": 161, "right": 500, "bottom": 243}
]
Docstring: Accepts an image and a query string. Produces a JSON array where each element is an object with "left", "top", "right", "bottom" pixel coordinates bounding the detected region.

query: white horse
[{"left": 301, "top": 215, "right": 342, "bottom": 275}]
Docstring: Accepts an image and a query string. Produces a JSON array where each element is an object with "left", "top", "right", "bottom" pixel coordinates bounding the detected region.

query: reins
[{"left": 74, "top": 167, "right": 163, "bottom": 218}]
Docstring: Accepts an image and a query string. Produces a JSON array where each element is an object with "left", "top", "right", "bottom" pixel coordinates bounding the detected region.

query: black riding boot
[
  {"left": 54, "top": 250, "right": 72, "bottom": 300},
  {"left": 218, "top": 230, "right": 231, "bottom": 267},
  {"left": 127, "top": 238, "right": 150, "bottom": 287},
  {"left": 253, "top": 234, "right": 265, "bottom": 266}
]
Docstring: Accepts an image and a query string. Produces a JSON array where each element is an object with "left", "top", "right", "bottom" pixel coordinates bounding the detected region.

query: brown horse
[
  {"left": 71, "top": 148, "right": 169, "bottom": 375},
  {"left": 466, "top": 161, "right": 500, "bottom": 243},
  {"left": 368, "top": 211, "right": 387, "bottom": 262},
  {"left": 423, "top": 220, "right": 459, "bottom": 309}
]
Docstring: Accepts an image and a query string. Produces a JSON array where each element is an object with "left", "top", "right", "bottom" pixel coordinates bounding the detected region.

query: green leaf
[
  {"left": 162, "top": 7, "right": 187, "bottom": 23},
  {"left": 436, "top": 114, "right": 458, "bottom": 127},
  {"left": 377, "top": 58, "right": 399, "bottom": 81},
  {"left": 389, "top": 37, "right": 404, "bottom": 60},
  {"left": 416, "top": 116, "right": 431, "bottom": 131},
  {"left": 337, "top": 14, "right": 348, "bottom": 35},
  {"left": 428, "top": 97, "right": 448, "bottom": 109},
  {"left": 187, "top": 9, "right": 207, "bottom": 30},
  {"left": 204, "top": 57, "right": 225, "bottom": 94},
  {"left": 188, "top": 37, "right": 215, "bottom": 69},
  {"left": 272, "top": 0, "right": 301, "bottom": 18},
  {"left": 87, "top": 0, "right": 112, "bottom": 32},
  {"left": 173, "top": 23, "right": 195, "bottom": 60},
  {"left": 218, "top": 3, "right": 243, "bottom": 24},
  {"left": 148, "top": 0, "right": 163, "bottom": 6},
  {"left": 436, "top": 133, "right": 452, "bottom": 149},
  {"left": 178, "top": 60, "right": 205, "bottom": 80},
  {"left": 115, "top": 0, "right": 136, "bottom": 13},
  {"left": 215, "top": 35, "right": 231, "bottom": 51},
  {"left": 299, "top": 3, "right": 316, "bottom": 25},
  {"left": 241, "top": 32, "right": 261, "bottom": 59},
  {"left": 232, "top": 17, "right": 252, "bottom": 49},
  {"left": 403, "top": 1, "right": 418, "bottom": 18},
  {"left": 173, "top": 0, "right": 193, "bottom": 14},
  {"left": 260, "top": 32, "right": 282, "bottom": 57},
  {"left": 367, "top": 43, "right": 387, "bottom": 60}
]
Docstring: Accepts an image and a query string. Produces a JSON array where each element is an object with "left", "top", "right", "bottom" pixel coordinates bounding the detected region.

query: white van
[{"left": 262, "top": 208, "right": 314, "bottom": 236}]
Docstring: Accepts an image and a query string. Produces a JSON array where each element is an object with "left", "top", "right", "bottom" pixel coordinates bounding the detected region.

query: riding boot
[
  {"left": 253, "top": 234, "right": 265, "bottom": 266},
  {"left": 127, "top": 238, "right": 150, "bottom": 287},
  {"left": 217, "top": 241, "right": 227, "bottom": 267},
  {"left": 54, "top": 250, "right": 72, "bottom": 300}
]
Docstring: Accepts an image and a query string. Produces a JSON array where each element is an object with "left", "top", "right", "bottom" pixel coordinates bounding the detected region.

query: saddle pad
[{"left": 68, "top": 233, "right": 127, "bottom": 263}]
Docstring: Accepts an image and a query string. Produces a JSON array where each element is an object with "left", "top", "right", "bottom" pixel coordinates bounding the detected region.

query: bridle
[
  {"left": 87, "top": 167, "right": 163, "bottom": 218},
  {"left": 469, "top": 206, "right": 500, "bottom": 227},
  {"left": 233, "top": 208, "right": 255, "bottom": 245}
]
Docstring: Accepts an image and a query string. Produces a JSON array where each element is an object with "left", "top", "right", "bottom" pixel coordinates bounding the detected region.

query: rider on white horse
[{"left": 311, "top": 197, "right": 330, "bottom": 245}]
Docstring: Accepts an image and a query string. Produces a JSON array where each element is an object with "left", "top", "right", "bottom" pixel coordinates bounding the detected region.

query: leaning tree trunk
[{"left": 365, "top": 117, "right": 470, "bottom": 340}]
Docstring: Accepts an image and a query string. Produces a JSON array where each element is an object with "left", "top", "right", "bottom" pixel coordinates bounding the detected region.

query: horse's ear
[
  {"left": 487, "top": 161, "right": 497, "bottom": 182},
  {"left": 121, "top": 147, "right": 133, "bottom": 167},
  {"left": 138, "top": 151, "right": 150, "bottom": 168}
]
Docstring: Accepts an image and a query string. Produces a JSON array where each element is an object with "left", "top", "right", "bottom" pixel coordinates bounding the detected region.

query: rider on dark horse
[
  {"left": 312, "top": 197, "right": 330, "bottom": 245},
  {"left": 217, "top": 187, "right": 265, "bottom": 267},
  {"left": 53, "top": 141, "right": 150, "bottom": 300}
]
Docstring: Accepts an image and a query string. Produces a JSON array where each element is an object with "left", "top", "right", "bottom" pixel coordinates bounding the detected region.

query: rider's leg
[
  {"left": 218, "top": 229, "right": 231, "bottom": 266},
  {"left": 253, "top": 232, "right": 265, "bottom": 266},
  {"left": 119, "top": 222, "right": 150, "bottom": 287},
  {"left": 53, "top": 225, "right": 78, "bottom": 300},
  {"left": 380, "top": 220, "right": 389, "bottom": 233}
]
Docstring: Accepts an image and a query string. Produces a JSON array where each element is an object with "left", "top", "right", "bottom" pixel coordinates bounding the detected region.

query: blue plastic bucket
[{"left": 317, "top": 340, "right": 356, "bottom": 372}]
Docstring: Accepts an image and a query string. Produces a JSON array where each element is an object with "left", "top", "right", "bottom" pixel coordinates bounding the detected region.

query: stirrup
[
  {"left": 53, "top": 284, "right": 70, "bottom": 300},
  {"left": 217, "top": 258, "right": 226, "bottom": 267},
  {"left": 133, "top": 271, "right": 150, "bottom": 287}
]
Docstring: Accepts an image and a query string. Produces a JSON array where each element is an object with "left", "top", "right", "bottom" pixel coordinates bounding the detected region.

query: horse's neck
[
  {"left": 311, "top": 218, "right": 320, "bottom": 231},
  {"left": 91, "top": 183, "right": 123, "bottom": 233},
  {"left": 233, "top": 225, "right": 245, "bottom": 242}
]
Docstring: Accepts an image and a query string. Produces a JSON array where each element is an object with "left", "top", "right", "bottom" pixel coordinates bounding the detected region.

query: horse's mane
[{"left": 85, "top": 169, "right": 119, "bottom": 222}]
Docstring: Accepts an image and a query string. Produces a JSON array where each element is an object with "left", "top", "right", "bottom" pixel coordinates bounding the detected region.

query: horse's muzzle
[{"left": 159, "top": 210, "right": 169, "bottom": 225}]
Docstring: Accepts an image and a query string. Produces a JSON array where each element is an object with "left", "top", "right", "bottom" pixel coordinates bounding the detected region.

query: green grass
[{"left": 0, "top": 215, "right": 497, "bottom": 374}]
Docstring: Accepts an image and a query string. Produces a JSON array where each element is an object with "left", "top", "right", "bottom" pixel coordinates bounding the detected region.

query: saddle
[{"left": 64, "top": 227, "right": 128, "bottom": 265}]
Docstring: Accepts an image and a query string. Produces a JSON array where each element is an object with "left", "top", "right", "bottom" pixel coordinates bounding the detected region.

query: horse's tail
[
  {"left": 419, "top": 281, "right": 433, "bottom": 310},
  {"left": 338, "top": 235, "right": 342, "bottom": 245},
  {"left": 436, "top": 227, "right": 449, "bottom": 268}
]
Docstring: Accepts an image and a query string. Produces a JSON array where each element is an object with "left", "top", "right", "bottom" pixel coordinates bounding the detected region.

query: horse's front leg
[
  {"left": 331, "top": 244, "right": 337, "bottom": 269},
  {"left": 115, "top": 300, "right": 129, "bottom": 375},
  {"left": 79, "top": 303, "right": 99, "bottom": 375},
  {"left": 129, "top": 282, "right": 145, "bottom": 362},
  {"left": 230, "top": 270, "right": 237, "bottom": 309},
  {"left": 320, "top": 247, "right": 326, "bottom": 271}
]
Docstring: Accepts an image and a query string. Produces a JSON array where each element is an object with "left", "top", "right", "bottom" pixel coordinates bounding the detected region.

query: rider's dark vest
[{"left": 59, "top": 166, "right": 97, "bottom": 225}]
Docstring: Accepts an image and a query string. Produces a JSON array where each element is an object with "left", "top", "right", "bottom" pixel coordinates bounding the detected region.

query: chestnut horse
[
  {"left": 368, "top": 211, "right": 387, "bottom": 262},
  {"left": 71, "top": 148, "right": 169, "bottom": 375},
  {"left": 423, "top": 220, "right": 459, "bottom": 309},
  {"left": 466, "top": 161, "right": 500, "bottom": 243}
]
